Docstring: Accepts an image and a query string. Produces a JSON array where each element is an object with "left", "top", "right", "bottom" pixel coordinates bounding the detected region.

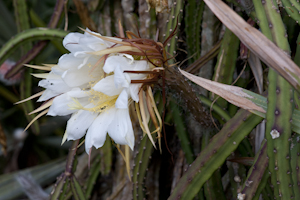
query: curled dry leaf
[
  {"left": 203, "top": 0, "right": 300, "bottom": 91},
  {"left": 179, "top": 68, "right": 266, "bottom": 113}
]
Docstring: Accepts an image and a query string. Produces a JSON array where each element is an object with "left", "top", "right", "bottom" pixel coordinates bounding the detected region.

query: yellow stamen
[
  {"left": 69, "top": 90, "right": 118, "bottom": 114},
  {"left": 68, "top": 98, "right": 84, "bottom": 110}
]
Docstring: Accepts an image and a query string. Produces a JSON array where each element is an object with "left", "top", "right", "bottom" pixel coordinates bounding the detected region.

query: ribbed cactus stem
[
  {"left": 170, "top": 100, "right": 194, "bottom": 164},
  {"left": 185, "top": 0, "right": 205, "bottom": 63},
  {"left": 202, "top": 131, "right": 226, "bottom": 200},
  {"left": 133, "top": 136, "right": 154, "bottom": 200},
  {"left": 290, "top": 135, "right": 300, "bottom": 199},
  {"left": 211, "top": 28, "right": 240, "bottom": 109},
  {"left": 165, "top": 0, "right": 183, "bottom": 62},
  {"left": 240, "top": 140, "right": 268, "bottom": 200},
  {"left": 169, "top": 110, "right": 262, "bottom": 199},
  {"left": 255, "top": 0, "right": 295, "bottom": 199},
  {"left": 282, "top": 0, "right": 300, "bottom": 23},
  {"left": 252, "top": 0, "right": 272, "bottom": 39}
]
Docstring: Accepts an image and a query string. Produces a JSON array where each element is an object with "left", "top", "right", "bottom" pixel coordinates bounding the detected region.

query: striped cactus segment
[{"left": 256, "top": 0, "right": 294, "bottom": 198}]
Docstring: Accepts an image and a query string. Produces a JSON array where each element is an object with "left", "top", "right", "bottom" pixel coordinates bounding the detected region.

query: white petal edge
[
  {"left": 66, "top": 109, "right": 98, "bottom": 141},
  {"left": 93, "top": 75, "right": 123, "bottom": 96},
  {"left": 85, "top": 108, "right": 116, "bottom": 154},
  {"left": 107, "top": 108, "right": 135, "bottom": 149},
  {"left": 115, "top": 89, "right": 128, "bottom": 109}
]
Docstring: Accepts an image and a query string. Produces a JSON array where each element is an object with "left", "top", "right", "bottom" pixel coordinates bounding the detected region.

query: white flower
[{"left": 35, "top": 30, "right": 151, "bottom": 153}]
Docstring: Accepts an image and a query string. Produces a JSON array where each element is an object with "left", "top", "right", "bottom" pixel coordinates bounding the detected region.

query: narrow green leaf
[{"left": 70, "top": 176, "right": 86, "bottom": 200}]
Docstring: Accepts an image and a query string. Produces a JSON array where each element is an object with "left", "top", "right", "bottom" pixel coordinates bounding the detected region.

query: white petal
[
  {"left": 58, "top": 54, "right": 83, "bottom": 70},
  {"left": 103, "top": 55, "right": 136, "bottom": 73},
  {"left": 107, "top": 109, "right": 135, "bottom": 149},
  {"left": 66, "top": 110, "right": 98, "bottom": 140},
  {"left": 115, "top": 89, "right": 128, "bottom": 109},
  {"left": 37, "top": 89, "right": 61, "bottom": 102},
  {"left": 79, "top": 35, "right": 108, "bottom": 52},
  {"left": 103, "top": 56, "right": 149, "bottom": 87},
  {"left": 114, "top": 65, "right": 129, "bottom": 88},
  {"left": 119, "top": 54, "right": 134, "bottom": 63},
  {"left": 73, "top": 51, "right": 88, "bottom": 58},
  {"left": 47, "top": 91, "right": 89, "bottom": 116},
  {"left": 126, "top": 60, "right": 149, "bottom": 80},
  {"left": 62, "top": 67, "right": 91, "bottom": 88},
  {"left": 93, "top": 75, "right": 123, "bottom": 96},
  {"left": 77, "top": 55, "right": 90, "bottom": 69},
  {"left": 67, "top": 88, "right": 89, "bottom": 98},
  {"left": 131, "top": 60, "right": 149, "bottom": 71},
  {"left": 41, "top": 72, "right": 61, "bottom": 80},
  {"left": 118, "top": 57, "right": 148, "bottom": 72},
  {"left": 38, "top": 79, "right": 71, "bottom": 93},
  {"left": 47, "top": 95, "right": 75, "bottom": 116},
  {"left": 129, "top": 83, "right": 141, "bottom": 102},
  {"left": 63, "top": 33, "right": 84, "bottom": 52},
  {"left": 103, "top": 57, "right": 117, "bottom": 73},
  {"left": 84, "top": 108, "right": 116, "bottom": 153},
  {"left": 50, "top": 66, "right": 65, "bottom": 76}
]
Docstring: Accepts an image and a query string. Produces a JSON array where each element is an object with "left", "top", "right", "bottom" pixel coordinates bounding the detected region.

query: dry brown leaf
[
  {"left": 179, "top": 68, "right": 266, "bottom": 113},
  {"left": 203, "top": 0, "right": 300, "bottom": 91}
]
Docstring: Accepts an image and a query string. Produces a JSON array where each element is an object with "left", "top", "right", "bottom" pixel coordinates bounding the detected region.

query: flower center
[
  {"left": 87, "top": 89, "right": 118, "bottom": 113},
  {"left": 69, "top": 79, "right": 118, "bottom": 113}
]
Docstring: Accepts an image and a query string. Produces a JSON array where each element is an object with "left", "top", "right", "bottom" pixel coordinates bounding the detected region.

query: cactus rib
[
  {"left": 259, "top": 0, "right": 294, "bottom": 198},
  {"left": 133, "top": 136, "right": 154, "bottom": 200},
  {"left": 0, "top": 28, "right": 67, "bottom": 67},
  {"left": 240, "top": 140, "right": 268, "bottom": 200},
  {"left": 211, "top": 27, "right": 240, "bottom": 109},
  {"left": 168, "top": 109, "right": 263, "bottom": 199},
  {"left": 169, "top": 100, "right": 194, "bottom": 164}
]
